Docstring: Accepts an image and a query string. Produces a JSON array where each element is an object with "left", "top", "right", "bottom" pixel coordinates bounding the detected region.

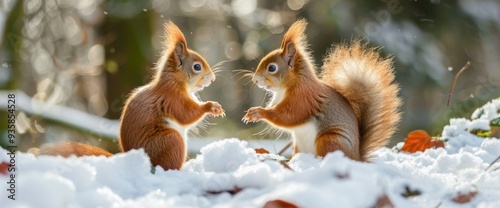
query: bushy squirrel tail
[
  {"left": 40, "top": 142, "right": 112, "bottom": 157},
  {"left": 321, "top": 41, "right": 401, "bottom": 161}
]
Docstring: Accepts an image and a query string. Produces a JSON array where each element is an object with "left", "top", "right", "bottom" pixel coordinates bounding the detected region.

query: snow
[
  {"left": 472, "top": 98, "right": 500, "bottom": 121},
  {"left": 2, "top": 100, "right": 500, "bottom": 207},
  {"left": 468, "top": 119, "right": 491, "bottom": 131}
]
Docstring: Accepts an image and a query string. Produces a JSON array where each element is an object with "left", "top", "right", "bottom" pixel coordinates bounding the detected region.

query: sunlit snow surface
[{"left": 1, "top": 99, "right": 500, "bottom": 208}]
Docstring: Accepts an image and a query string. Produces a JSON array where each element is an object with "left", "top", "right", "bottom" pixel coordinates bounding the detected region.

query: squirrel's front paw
[
  {"left": 207, "top": 102, "right": 225, "bottom": 117},
  {"left": 242, "top": 107, "right": 263, "bottom": 124}
]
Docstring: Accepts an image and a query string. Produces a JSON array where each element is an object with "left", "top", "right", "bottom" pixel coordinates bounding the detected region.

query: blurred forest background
[{"left": 0, "top": 0, "right": 499, "bottom": 153}]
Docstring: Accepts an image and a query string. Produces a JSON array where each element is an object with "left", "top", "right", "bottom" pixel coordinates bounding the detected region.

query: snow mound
[
  {"left": 471, "top": 97, "right": 500, "bottom": 121},
  {"left": 1, "top": 99, "right": 500, "bottom": 207}
]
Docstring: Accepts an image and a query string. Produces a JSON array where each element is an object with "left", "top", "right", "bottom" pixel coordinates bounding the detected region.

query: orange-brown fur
[
  {"left": 315, "top": 129, "right": 360, "bottom": 160},
  {"left": 244, "top": 19, "right": 401, "bottom": 161},
  {"left": 321, "top": 42, "right": 401, "bottom": 161},
  {"left": 41, "top": 142, "right": 112, "bottom": 157},
  {"left": 253, "top": 80, "right": 326, "bottom": 127},
  {"left": 40, "top": 21, "right": 223, "bottom": 170}
]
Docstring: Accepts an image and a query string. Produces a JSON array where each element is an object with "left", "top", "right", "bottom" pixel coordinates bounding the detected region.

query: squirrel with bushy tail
[{"left": 243, "top": 19, "right": 401, "bottom": 161}]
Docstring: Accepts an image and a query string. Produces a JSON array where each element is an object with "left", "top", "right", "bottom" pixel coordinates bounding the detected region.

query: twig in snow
[
  {"left": 447, "top": 61, "right": 471, "bottom": 107},
  {"left": 278, "top": 141, "right": 292, "bottom": 156},
  {"left": 485, "top": 155, "right": 500, "bottom": 172}
]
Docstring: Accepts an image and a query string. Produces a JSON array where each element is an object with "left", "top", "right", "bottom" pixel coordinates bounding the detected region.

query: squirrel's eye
[
  {"left": 268, "top": 64, "right": 277, "bottom": 73},
  {"left": 193, "top": 63, "right": 202, "bottom": 71}
]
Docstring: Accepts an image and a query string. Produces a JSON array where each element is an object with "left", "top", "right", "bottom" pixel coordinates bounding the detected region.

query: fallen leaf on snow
[
  {"left": 263, "top": 199, "right": 299, "bottom": 208},
  {"left": 0, "top": 162, "right": 9, "bottom": 175},
  {"left": 374, "top": 194, "right": 394, "bottom": 208},
  {"left": 401, "top": 130, "right": 445, "bottom": 153},
  {"left": 452, "top": 191, "right": 477, "bottom": 204},
  {"left": 255, "top": 148, "right": 270, "bottom": 154}
]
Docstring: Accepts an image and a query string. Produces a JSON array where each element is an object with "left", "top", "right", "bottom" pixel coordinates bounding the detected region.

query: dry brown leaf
[
  {"left": 255, "top": 148, "right": 270, "bottom": 154},
  {"left": 228, "top": 186, "right": 242, "bottom": 195},
  {"left": 263, "top": 199, "right": 299, "bottom": 208},
  {"left": 0, "top": 162, "right": 9, "bottom": 175},
  {"left": 374, "top": 195, "right": 394, "bottom": 208},
  {"left": 452, "top": 191, "right": 477, "bottom": 204},
  {"left": 401, "top": 130, "right": 445, "bottom": 153}
]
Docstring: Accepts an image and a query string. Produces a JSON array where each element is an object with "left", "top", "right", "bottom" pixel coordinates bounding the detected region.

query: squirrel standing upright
[
  {"left": 42, "top": 21, "right": 224, "bottom": 170},
  {"left": 243, "top": 19, "right": 401, "bottom": 161}
]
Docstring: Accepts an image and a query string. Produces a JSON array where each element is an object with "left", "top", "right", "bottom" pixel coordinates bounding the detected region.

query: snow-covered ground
[{"left": 1, "top": 99, "right": 500, "bottom": 208}]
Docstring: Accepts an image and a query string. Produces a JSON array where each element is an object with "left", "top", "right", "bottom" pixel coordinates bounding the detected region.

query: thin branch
[
  {"left": 0, "top": 90, "right": 120, "bottom": 141},
  {"left": 485, "top": 155, "right": 500, "bottom": 172},
  {"left": 278, "top": 141, "right": 293, "bottom": 156},
  {"left": 447, "top": 61, "right": 471, "bottom": 107}
]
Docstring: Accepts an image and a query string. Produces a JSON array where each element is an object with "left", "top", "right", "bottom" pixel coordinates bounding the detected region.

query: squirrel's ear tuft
[
  {"left": 280, "top": 19, "right": 308, "bottom": 66},
  {"left": 280, "top": 19, "right": 307, "bottom": 51},
  {"left": 163, "top": 21, "right": 188, "bottom": 58}
]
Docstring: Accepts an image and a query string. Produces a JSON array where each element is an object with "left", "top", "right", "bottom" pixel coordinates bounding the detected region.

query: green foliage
[{"left": 490, "top": 117, "right": 500, "bottom": 127}]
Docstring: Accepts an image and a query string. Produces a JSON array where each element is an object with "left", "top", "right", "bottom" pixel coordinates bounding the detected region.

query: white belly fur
[
  {"left": 164, "top": 118, "right": 191, "bottom": 149},
  {"left": 291, "top": 120, "right": 318, "bottom": 155},
  {"left": 268, "top": 88, "right": 286, "bottom": 107},
  {"left": 164, "top": 94, "right": 202, "bottom": 151}
]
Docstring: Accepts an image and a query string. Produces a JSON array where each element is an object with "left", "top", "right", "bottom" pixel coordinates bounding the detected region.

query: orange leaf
[
  {"left": 431, "top": 140, "right": 445, "bottom": 148},
  {"left": 452, "top": 191, "right": 477, "bottom": 204},
  {"left": 401, "top": 130, "right": 444, "bottom": 153},
  {"left": 263, "top": 199, "right": 299, "bottom": 208},
  {"left": 0, "top": 162, "right": 9, "bottom": 175},
  {"left": 255, "top": 148, "right": 270, "bottom": 154},
  {"left": 374, "top": 195, "right": 394, "bottom": 208}
]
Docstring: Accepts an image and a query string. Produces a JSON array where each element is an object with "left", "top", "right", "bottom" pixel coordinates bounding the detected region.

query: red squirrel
[
  {"left": 41, "top": 21, "right": 224, "bottom": 170},
  {"left": 243, "top": 19, "right": 401, "bottom": 161}
]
